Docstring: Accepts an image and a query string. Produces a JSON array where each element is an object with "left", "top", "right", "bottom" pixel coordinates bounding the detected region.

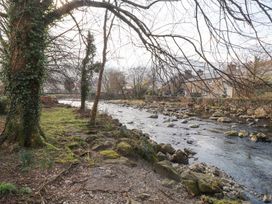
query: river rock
[
  {"left": 149, "top": 114, "right": 158, "bottom": 119},
  {"left": 167, "top": 123, "right": 175, "bottom": 128},
  {"left": 250, "top": 132, "right": 271, "bottom": 142},
  {"left": 263, "top": 194, "right": 272, "bottom": 203},
  {"left": 217, "top": 117, "right": 232, "bottom": 123},
  {"left": 154, "top": 160, "right": 181, "bottom": 181},
  {"left": 238, "top": 130, "right": 248, "bottom": 137},
  {"left": 224, "top": 130, "right": 238, "bottom": 137},
  {"left": 246, "top": 108, "right": 255, "bottom": 116},
  {"left": 159, "top": 143, "right": 176, "bottom": 155},
  {"left": 184, "top": 148, "right": 196, "bottom": 156},
  {"left": 254, "top": 107, "right": 267, "bottom": 118},
  {"left": 189, "top": 124, "right": 199, "bottom": 128},
  {"left": 181, "top": 119, "right": 188, "bottom": 124},
  {"left": 170, "top": 149, "right": 188, "bottom": 164},
  {"left": 212, "top": 111, "right": 224, "bottom": 117}
]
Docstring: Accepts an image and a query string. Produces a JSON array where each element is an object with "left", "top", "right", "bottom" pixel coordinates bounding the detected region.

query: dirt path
[{"left": 0, "top": 107, "right": 196, "bottom": 204}]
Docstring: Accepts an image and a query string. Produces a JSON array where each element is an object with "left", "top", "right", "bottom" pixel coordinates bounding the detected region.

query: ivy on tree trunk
[{"left": 0, "top": 1, "right": 48, "bottom": 147}]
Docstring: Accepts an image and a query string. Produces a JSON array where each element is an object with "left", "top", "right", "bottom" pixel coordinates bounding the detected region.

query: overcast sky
[{"left": 51, "top": 0, "right": 272, "bottom": 73}]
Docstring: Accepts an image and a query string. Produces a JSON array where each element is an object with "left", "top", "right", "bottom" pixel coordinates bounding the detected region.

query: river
[{"left": 59, "top": 100, "right": 272, "bottom": 204}]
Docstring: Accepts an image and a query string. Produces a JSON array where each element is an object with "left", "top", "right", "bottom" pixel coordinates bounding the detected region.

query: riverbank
[
  {"left": 0, "top": 104, "right": 249, "bottom": 203},
  {"left": 109, "top": 99, "right": 272, "bottom": 143}
]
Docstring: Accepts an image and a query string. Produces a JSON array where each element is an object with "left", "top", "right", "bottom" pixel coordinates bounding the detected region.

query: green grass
[
  {"left": 33, "top": 107, "right": 90, "bottom": 167},
  {"left": 0, "top": 183, "right": 17, "bottom": 195},
  {"left": 0, "top": 183, "right": 32, "bottom": 196}
]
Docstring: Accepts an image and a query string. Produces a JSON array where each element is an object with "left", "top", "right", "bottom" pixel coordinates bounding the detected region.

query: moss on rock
[
  {"left": 99, "top": 150, "right": 120, "bottom": 159},
  {"left": 116, "top": 141, "right": 133, "bottom": 156}
]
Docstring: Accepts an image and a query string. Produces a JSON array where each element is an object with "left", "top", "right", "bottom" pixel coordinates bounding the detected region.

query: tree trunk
[
  {"left": 90, "top": 61, "right": 105, "bottom": 125},
  {"left": 90, "top": 10, "right": 112, "bottom": 125},
  {"left": 80, "top": 67, "right": 87, "bottom": 110},
  {"left": 0, "top": 1, "right": 47, "bottom": 147}
]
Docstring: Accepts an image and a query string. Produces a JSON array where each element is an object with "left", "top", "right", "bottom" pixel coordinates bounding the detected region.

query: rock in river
[
  {"left": 149, "top": 114, "right": 158, "bottom": 119},
  {"left": 250, "top": 132, "right": 271, "bottom": 142},
  {"left": 189, "top": 124, "right": 199, "bottom": 128},
  {"left": 181, "top": 119, "right": 188, "bottom": 124},
  {"left": 167, "top": 123, "right": 175, "bottom": 128},
  {"left": 224, "top": 130, "right": 239, "bottom": 137}
]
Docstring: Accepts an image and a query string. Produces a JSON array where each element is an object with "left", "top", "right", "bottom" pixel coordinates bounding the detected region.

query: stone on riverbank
[
  {"left": 154, "top": 160, "right": 181, "bottom": 181},
  {"left": 254, "top": 107, "right": 267, "bottom": 118},
  {"left": 157, "top": 151, "right": 168, "bottom": 161},
  {"left": 170, "top": 149, "right": 189, "bottom": 164},
  {"left": 217, "top": 117, "right": 232, "bottom": 123},
  {"left": 116, "top": 141, "right": 133, "bottom": 156},
  {"left": 159, "top": 143, "right": 176, "bottom": 155},
  {"left": 181, "top": 170, "right": 222, "bottom": 196},
  {"left": 212, "top": 111, "right": 224, "bottom": 118}
]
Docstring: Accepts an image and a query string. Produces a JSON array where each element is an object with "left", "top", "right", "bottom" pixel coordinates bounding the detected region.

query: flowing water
[{"left": 59, "top": 100, "right": 272, "bottom": 204}]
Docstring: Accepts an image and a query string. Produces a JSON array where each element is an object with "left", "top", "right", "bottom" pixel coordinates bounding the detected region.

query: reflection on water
[{"left": 60, "top": 100, "right": 272, "bottom": 203}]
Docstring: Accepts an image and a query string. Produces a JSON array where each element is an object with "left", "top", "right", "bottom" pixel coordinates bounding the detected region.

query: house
[{"left": 160, "top": 68, "right": 234, "bottom": 98}]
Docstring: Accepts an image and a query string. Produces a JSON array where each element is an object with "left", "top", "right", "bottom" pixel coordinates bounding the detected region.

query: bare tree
[
  {"left": 90, "top": 9, "right": 114, "bottom": 125},
  {"left": 0, "top": 0, "right": 271, "bottom": 146}
]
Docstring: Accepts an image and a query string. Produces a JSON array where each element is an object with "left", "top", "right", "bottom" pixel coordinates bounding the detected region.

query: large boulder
[{"left": 181, "top": 170, "right": 222, "bottom": 196}]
